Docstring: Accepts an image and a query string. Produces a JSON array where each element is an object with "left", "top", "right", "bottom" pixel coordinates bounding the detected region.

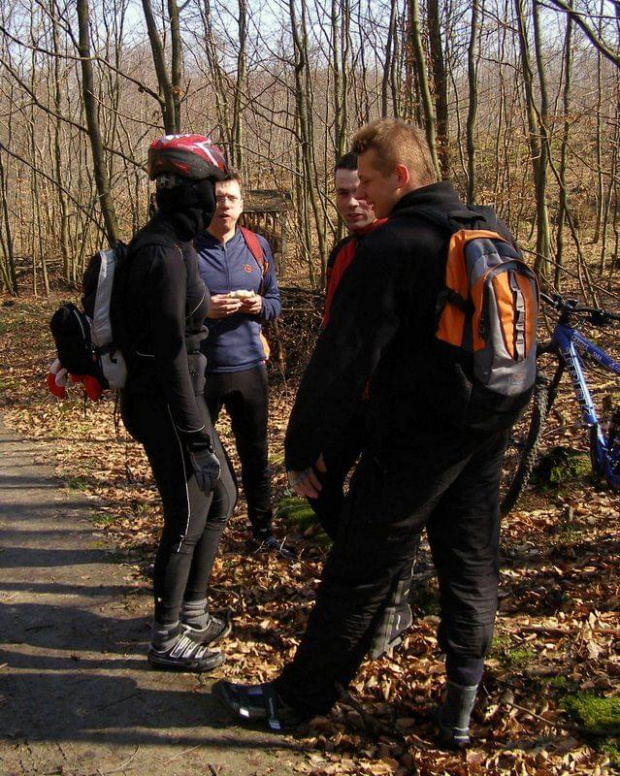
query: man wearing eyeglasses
[{"left": 196, "top": 172, "right": 288, "bottom": 556}]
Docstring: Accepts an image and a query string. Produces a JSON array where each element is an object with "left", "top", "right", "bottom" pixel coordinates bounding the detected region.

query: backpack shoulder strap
[
  {"left": 129, "top": 233, "right": 178, "bottom": 255},
  {"left": 239, "top": 226, "right": 268, "bottom": 277}
]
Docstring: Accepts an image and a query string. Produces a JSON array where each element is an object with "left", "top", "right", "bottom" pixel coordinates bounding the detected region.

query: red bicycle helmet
[{"left": 147, "top": 134, "right": 228, "bottom": 182}]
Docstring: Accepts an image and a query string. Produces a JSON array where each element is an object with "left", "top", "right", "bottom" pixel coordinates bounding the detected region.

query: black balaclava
[{"left": 155, "top": 177, "right": 216, "bottom": 240}]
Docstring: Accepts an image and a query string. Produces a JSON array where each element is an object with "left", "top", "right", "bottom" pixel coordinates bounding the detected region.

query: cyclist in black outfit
[{"left": 115, "top": 135, "right": 237, "bottom": 672}]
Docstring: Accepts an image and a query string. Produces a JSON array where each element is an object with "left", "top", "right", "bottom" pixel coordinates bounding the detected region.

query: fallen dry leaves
[{"left": 1, "top": 292, "right": 618, "bottom": 775}]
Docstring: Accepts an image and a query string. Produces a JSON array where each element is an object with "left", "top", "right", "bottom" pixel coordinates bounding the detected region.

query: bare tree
[
  {"left": 515, "top": 0, "right": 551, "bottom": 278},
  {"left": 141, "top": 0, "right": 182, "bottom": 131},
  {"left": 408, "top": 0, "right": 441, "bottom": 178},
  {"left": 555, "top": 0, "right": 572, "bottom": 287},
  {"left": 427, "top": 0, "right": 449, "bottom": 176},
  {"left": 466, "top": 0, "right": 481, "bottom": 203},
  {"left": 77, "top": 0, "right": 120, "bottom": 247}
]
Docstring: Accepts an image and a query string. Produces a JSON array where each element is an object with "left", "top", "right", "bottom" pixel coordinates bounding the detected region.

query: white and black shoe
[
  {"left": 148, "top": 631, "right": 225, "bottom": 673},
  {"left": 181, "top": 611, "right": 232, "bottom": 646}
]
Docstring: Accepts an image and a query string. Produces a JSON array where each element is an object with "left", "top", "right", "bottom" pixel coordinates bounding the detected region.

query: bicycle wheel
[
  {"left": 500, "top": 376, "right": 551, "bottom": 516},
  {"left": 589, "top": 425, "right": 604, "bottom": 483}
]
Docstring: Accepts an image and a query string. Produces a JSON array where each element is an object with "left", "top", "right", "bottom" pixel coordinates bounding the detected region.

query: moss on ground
[
  {"left": 561, "top": 692, "right": 620, "bottom": 770},
  {"left": 561, "top": 693, "right": 620, "bottom": 734},
  {"left": 277, "top": 494, "right": 331, "bottom": 548}
]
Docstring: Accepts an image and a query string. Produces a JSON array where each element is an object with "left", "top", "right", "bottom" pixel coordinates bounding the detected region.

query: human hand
[
  {"left": 208, "top": 294, "right": 243, "bottom": 319},
  {"left": 287, "top": 455, "right": 326, "bottom": 499},
  {"left": 188, "top": 443, "right": 221, "bottom": 493},
  {"left": 239, "top": 294, "right": 263, "bottom": 314}
]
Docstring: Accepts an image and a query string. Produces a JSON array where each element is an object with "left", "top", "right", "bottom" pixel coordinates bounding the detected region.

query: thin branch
[
  {"left": 542, "top": 0, "right": 620, "bottom": 69},
  {"left": 0, "top": 141, "right": 106, "bottom": 236},
  {"left": 0, "top": 24, "right": 163, "bottom": 104}
]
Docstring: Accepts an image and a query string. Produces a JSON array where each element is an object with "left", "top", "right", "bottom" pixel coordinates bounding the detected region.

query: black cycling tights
[{"left": 122, "top": 392, "right": 237, "bottom": 624}]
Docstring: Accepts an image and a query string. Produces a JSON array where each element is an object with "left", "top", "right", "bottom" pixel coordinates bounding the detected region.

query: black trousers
[
  {"left": 274, "top": 427, "right": 508, "bottom": 716},
  {"left": 205, "top": 365, "right": 273, "bottom": 536},
  {"left": 307, "top": 401, "right": 367, "bottom": 540},
  {"left": 121, "top": 391, "right": 237, "bottom": 624}
]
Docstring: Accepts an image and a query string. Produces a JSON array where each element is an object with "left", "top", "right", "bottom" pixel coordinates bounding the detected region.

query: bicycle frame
[{"left": 546, "top": 321, "right": 620, "bottom": 487}]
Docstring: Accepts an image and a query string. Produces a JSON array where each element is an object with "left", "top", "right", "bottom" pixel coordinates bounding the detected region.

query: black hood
[
  {"left": 391, "top": 181, "right": 464, "bottom": 218},
  {"left": 155, "top": 178, "right": 217, "bottom": 240}
]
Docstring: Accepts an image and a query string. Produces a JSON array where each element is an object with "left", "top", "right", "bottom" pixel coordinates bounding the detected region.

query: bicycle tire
[
  {"left": 589, "top": 424, "right": 604, "bottom": 483},
  {"left": 500, "top": 378, "right": 551, "bottom": 516}
]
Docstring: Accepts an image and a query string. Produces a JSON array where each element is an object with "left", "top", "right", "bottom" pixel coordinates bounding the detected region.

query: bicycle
[{"left": 500, "top": 292, "right": 620, "bottom": 515}]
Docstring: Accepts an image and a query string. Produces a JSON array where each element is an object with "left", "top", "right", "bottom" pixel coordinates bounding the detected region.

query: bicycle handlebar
[{"left": 541, "top": 292, "right": 620, "bottom": 324}]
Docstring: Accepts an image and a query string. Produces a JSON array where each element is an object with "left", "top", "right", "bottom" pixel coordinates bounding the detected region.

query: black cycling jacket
[
  {"left": 284, "top": 182, "right": 517, "bottom": 472},
  {"left": 116, "top": 213, "right": 211, "bottom": 446}
]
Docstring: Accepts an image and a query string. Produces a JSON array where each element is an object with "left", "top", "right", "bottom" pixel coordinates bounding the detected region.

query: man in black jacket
[
  {"left": 307, "top": 152, "right": 382, "bottom": 541},
  {"left": 215, "top": 120, "right": 515, "bottom": 748}
]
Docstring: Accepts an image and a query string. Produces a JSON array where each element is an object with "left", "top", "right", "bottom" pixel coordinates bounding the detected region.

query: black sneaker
[
  {"left": 181, "top": 611, "right": 232, "bottom": 645},
  {"left": 214, "top": 680, "right": 305, "bottom": 731},
  {"left": 255, "top": 534, "right": 296, "bottom": 560},
  {"left": 148, "top": 632, "right": 226, "bottom": 672}
]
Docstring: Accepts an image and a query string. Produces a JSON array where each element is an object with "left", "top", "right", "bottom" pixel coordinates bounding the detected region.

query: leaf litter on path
[{"left": 1, "top": 293, "right": 618, "bottom": 775}]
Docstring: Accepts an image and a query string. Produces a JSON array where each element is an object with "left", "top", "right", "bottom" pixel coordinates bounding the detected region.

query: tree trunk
[
  {"left": 555, "top": 2, "right": 572, "bottom": 288},
  {"left": 76, "top": 0, "right": 120, "bottom": 247},
  {"left": 381, "top": 0, "right": 398, "bottom": 119},
  {"left": 427, "top": 0, "right": 449, "bottom": 177},
  {"left": 141, "top": 0, "right": 177, "bottom": 132},
  {"left": 466, "top": 0, "right": 481, "bottom": 204},
  {"left": 201, "top": 0, "right": 233, "bottom": 154},
  {"left": 0, "top": 144, "right": 18, "bottom": 294},
  {"left": 593, "top": 0, "right": 605, "bottom": 244},
  {"left": 408, "top": 0, "right": 441, "bottom": 178},
  {"left": 232, "top": 0, "right": 247, "bottom": 169},
  {"left": 168, "top": 0, "right": 184, "bottom": 132},
  {"left": 515, "top": 0, "right": 551, "bottom": 279},
  {"left": 289, "top": 0, "right": 327, "bottom": 285}
]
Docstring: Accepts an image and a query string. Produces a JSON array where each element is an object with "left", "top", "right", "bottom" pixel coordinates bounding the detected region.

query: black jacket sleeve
[
  {"left": 284, "top": 229, "right": 413, "bottom": 471},
  {"left": 146, "top": 245, "right": 209, "bottom": 445}
]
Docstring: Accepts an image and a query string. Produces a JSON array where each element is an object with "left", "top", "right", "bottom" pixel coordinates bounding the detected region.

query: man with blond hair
[{"left": 216, "top": 120, "right": 518, "bottom": 749}]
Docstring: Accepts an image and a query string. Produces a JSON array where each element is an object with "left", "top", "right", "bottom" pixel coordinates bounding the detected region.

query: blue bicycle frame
[{"left": 547, "top": 321, "right": 620, "bottom": 487}]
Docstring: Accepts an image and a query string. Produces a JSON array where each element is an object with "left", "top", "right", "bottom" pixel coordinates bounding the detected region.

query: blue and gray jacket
[{"left": 196, "top": 228, "right": 282, "bottom": 373}]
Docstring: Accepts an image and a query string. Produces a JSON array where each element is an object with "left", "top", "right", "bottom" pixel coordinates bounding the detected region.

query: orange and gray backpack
[{"left": 414, "top": 206, "right": 539, "bottom": 429}]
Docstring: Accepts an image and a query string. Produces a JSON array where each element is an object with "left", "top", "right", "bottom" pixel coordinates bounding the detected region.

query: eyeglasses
[{"left": 216, "top": 194, "right": 241, "bottom": 204}]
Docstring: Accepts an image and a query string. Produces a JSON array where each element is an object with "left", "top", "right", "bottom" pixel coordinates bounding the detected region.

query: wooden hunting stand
[{"left": 239, "top": 189, "right": 292, "bottom": 271}]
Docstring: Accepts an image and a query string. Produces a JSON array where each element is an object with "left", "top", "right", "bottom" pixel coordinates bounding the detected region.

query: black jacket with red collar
[{"left": 284, "top": 182, "right": 516, "bottom": 472}]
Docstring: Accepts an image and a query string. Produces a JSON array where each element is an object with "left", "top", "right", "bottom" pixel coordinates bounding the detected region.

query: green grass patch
[
  {"left": 65, "top": 476, "right": 91, "bottom": 492},
  {"left": 532, "top": 447, "right": 592, "bottom": 489},
  {"left": 601, "top": 741, "right": 620, "bottom": 771},
  {"left": 489, "top": 633, "right": 535, "bottom": 670},
  {"left": 503, "top": 645, "right": 535, "bottom": 670},
  {"left": 89, "top": 512, "right": 118, "bottom": 526},
  {"left": 276, "top": 494, "right": 331, "bottom": 547},
  {"left": 545, "top": 675, "right": 569, "bottom": 690},
  {"left": 268, "top": 450, "right": 285, "bottom": 466}
]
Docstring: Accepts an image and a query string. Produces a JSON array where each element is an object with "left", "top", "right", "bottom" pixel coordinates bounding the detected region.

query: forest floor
[{"left": 0, "top": 291, "right": 619, "bottom": 776}]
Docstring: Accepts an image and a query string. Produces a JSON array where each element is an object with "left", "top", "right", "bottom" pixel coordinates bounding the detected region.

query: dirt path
[{"left": 0, "top": 421, "right": 305, "bottom": 776}]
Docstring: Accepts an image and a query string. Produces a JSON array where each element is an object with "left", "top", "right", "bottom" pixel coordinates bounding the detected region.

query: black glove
[{"left": 187, "top": 442, "right": 221, "bottom": 494}]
